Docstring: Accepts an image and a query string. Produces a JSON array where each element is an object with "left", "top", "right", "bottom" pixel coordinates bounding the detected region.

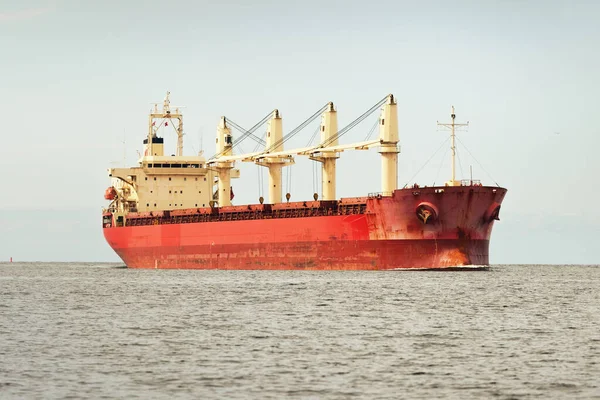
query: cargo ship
[{"left": 102, "top": 93, "right": 506, "bottom": 270}]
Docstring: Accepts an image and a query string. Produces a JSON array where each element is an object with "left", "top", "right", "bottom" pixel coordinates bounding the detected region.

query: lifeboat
[{"left": 104, "top": 186, "right": 117, "bottom": 200}]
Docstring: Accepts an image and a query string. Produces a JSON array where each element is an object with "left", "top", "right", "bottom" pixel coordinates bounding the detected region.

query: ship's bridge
[{"left": 140, "top": 155, "right": 207, "bottom": 170}]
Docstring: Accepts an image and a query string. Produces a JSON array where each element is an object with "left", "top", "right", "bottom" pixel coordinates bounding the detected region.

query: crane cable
[
  {"left": 208, "top": 110, "right": 273, "bottom": 161},
  {"left": 210, "top": 94, "right": 390, "bottom": 163},
  {"left": 363, "top": 117, "right": 380, "bottom": 141},
  {"left": 226, "top": 118, "right": 266, "bottom": 147},
  {"left": 306, "top": 125, "right": 321, "bottom": 147},
  {"left": 319, "top": 94, "right": 389, "bottom": 149},
  {"left": 256, "top": 165, "right": 263, "bottom": 199},
  {"left": 253, "top": 131, "right": 268, "bottom": 152},
  {"left": 263, "top": 103, "right": 330, "bottom": 153}
]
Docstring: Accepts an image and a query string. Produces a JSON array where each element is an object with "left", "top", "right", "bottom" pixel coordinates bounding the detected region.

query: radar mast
[{"left": 437, "top": 106, "right": 468, "bottom": 186}]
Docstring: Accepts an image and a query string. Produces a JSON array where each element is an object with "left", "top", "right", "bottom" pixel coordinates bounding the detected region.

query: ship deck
[{"left": 104, "top": 197, "right": 369, "bottom": 228}]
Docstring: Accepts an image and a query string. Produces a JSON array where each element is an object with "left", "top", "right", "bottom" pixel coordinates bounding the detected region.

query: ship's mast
[
  {"left": 437, "top": 106, "right": 468, "bottom": 187},
  {"left": 147, "top": 92, "right": 184, "bottom": 157}
]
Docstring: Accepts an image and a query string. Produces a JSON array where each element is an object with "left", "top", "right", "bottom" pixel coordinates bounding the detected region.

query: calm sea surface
[{"left": 1, "top": 263, "right": 599, "bottom": 399}]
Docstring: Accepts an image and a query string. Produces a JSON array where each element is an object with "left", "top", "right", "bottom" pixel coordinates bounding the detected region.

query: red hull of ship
[{"left": 103, "top": 186, "right": 506, "bottom": 270}]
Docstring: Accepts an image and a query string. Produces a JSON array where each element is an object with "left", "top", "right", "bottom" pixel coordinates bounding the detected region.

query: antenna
[
  {"left": 163, "top": 91, "right": 171, "bottom": 113},
  {"left": 437, "top": 106, "right": 469, "bottom": 186}
]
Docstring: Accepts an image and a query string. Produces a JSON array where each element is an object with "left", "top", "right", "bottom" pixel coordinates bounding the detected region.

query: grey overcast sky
[{"left": 0, "top": 0, "right": 598, "bottom": 263}]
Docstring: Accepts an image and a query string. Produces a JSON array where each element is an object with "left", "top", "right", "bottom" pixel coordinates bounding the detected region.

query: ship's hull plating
[{"left": 103, "top": 186, "right": 506, "bottom": 270}]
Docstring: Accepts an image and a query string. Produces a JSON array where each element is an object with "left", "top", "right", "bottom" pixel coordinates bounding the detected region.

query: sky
[{"left": 0, "top": 0, "right": 598, "bottom": 263}]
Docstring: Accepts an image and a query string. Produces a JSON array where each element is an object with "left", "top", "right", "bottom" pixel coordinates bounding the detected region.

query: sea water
[{"left": 1, "top": 263, "right": 599, "bottom": 399}]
